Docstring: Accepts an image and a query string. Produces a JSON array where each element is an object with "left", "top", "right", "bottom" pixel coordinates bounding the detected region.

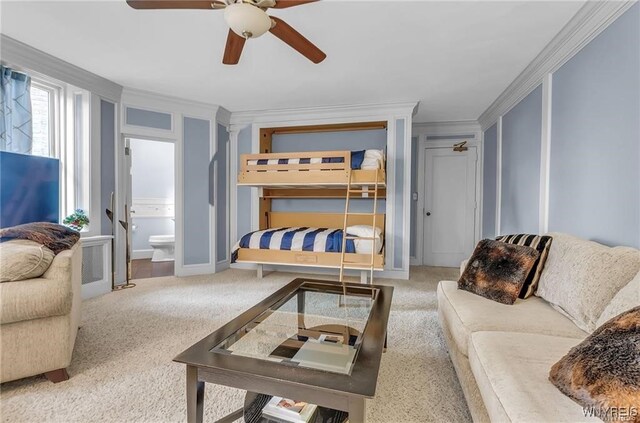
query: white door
[{"left": 423, "top": 146, "right": 477, "bottom": 267}]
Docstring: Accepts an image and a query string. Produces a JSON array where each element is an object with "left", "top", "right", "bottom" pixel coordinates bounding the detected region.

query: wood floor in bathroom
[{"left": 131, "top": 259, "right": 174, "bottom": 279}]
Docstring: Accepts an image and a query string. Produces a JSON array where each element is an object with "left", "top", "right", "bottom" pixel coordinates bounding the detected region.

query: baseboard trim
[
  {"left": 132, "top": 250, "right": 154, "bottom": 260},
  {"left": 216, "top": 260, "right": 230, "bottom": 272},
  {"left": 230, "top": 263, "right": 408, "bottom": 280}
]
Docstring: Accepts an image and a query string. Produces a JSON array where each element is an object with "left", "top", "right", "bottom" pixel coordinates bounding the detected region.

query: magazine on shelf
[
  {"left": 291, "top": 338, "right": 357, "bottom": 374},
  {"left": 262, "top": 396, "right": 317, "bottom": 423}
]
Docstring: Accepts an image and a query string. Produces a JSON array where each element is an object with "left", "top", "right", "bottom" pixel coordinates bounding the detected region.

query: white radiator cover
[{"left": 80, "top": 235, "right": 112, "bottom": 299}]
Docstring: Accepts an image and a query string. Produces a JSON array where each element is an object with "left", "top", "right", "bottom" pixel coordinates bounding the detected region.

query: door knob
[{"left": 426, "top": 212, "right": 431, "bottom": 216}]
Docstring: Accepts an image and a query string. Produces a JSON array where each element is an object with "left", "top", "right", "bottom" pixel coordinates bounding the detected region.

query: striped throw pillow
[{"left": 495, "top": 234, "right": 553, "bottom": 298}]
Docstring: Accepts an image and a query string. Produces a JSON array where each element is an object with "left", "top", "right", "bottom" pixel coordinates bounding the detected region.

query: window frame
[
  {"left": 29, "top": 75, "right": 94, "bottom": 232},
  {"left": 29, "top": 79, "right": 59, "bottom": 158}
]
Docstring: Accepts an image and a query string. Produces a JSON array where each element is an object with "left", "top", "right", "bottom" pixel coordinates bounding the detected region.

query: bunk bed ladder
[{"left": 339, "top": 169, "right": 380, "bottom": 285}]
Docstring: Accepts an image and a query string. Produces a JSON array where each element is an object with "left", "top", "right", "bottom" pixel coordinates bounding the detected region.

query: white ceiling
[{"left": 0, "top": 0, "right": 584, "bottom": 122}]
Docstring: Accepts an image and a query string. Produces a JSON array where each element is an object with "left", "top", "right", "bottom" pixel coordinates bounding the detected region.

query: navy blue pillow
[{"left": 351, "top": 150, "right": 365, "bottom": 169}]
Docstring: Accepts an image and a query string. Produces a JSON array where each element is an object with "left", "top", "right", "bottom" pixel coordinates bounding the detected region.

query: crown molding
[
  {"left": 216, "top": 106, "right": 232, "bottom": 126},
  {"left": 412, "top": 120, "right": 481, "bottom": 137},
  {"left": 121, "top": 87, "right": 221, "bottom": 116},
  {"left": 478, "top": 0, "right": 637, "bottom": 130},
  {"left": 230, "top": 101, "right": 419, "bottom": 127},
  {"left": 0, "top": 34, "right": 123, "bottom": 102}
]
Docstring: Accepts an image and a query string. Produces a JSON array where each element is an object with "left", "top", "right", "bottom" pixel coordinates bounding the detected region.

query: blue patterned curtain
[{"left": 0, "top": 66, "right": 33, "bottom": 154}]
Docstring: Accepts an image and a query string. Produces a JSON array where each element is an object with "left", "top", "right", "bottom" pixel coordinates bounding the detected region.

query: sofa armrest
[
  {"left": 43, "top": 243, "right": 78, "bottom": 282},
  {"left": 0, "top": 243, "right": 82, "bottom": 325}
]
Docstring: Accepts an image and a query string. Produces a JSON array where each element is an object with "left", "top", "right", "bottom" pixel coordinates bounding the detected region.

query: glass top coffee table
[{"left": 174, "top": 278, "right": 393, "bottom": 423}]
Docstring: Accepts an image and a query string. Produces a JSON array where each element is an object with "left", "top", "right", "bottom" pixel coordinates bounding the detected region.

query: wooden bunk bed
[{"left": 233, "top": 122, "right": 387, "bottom": 282}]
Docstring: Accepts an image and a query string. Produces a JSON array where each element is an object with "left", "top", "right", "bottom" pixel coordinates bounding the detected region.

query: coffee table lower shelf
[{"left": 244, "top": 392, "right": 349, "bottom": 423}]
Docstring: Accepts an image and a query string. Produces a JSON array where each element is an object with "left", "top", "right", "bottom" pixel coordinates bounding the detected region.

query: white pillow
[
  {"left": 361, "top": 150, "right": 384, "bottom": 169},
  {"left": 0, "top": 240, "right": 55, "bottom": 282},
  {"left": 536, "top": 233, "right": 640, "bottom": 332},
  {"left": 346, "top": 225, "right": 383, "bottom": 254},
  {"left": 360, "top": 157, "right": 381, "bottom": 170},
  {"left": 596, "top": 270, "right": 640, "bottom": 327}
]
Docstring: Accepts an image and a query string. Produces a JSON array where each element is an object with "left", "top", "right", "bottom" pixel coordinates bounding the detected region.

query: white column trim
[
  {"left": 539, "top": 73, "right": 553, "bottom": 234},
  {"left": 495, "top": 116, "right": 503, "bottom": 236}
]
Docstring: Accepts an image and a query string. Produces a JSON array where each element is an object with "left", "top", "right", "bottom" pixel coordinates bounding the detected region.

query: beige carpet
[{"left": 0, "top": 267, "right": 471, "bottom": 423}]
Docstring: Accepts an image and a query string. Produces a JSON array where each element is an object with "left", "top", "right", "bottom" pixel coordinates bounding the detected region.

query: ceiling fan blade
[
  {"left": 269, "top": 17, "right": 326, "bottom": 64},
  {"left": 126, "top": 0, "right": 225, "bottom": 9},
  {"left": 271, "top": 0, "right": 318, "bottom": 9},
  {"left": 223, "top": 29, "right": 246, "bottom": 65}
]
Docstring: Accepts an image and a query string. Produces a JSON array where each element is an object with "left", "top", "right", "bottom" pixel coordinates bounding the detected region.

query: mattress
[
  {"left": 247, "top": 149, "right": 384, "bottom": 170},
  {"left": 231, "top": 226, "right": 382, "bottom": 263}
]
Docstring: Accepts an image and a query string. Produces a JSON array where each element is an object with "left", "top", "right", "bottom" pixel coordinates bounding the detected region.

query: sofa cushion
[
  {"left": 0, "top": 240, "right": 55, "bottom": 282},
  {"left": 597, "top": 270, "right": 640, "bottom": 327},
  {"left": 437, "top": 280, "right": 587, "bottom": 358},
  {"left": 459, "top": 239, "right": 539, "bottom": 305},
  {"left": 550, "top": 306, "right": 640, "bottom": 417},
  {"left": 468, "top": 331, "right": 600, "bottom": 423},
  {"left": 0, "top": 276, "right": 72, "bottom": 324},
  {"left": 536, "top": 233, "right": 640, "bottom": 333},
  {"left": 495, "top": 234, "right": 553, "bottom": 298}
]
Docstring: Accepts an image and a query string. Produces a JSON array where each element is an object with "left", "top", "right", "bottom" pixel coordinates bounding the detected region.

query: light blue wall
[
  {"left": 100, "top": 100, "right": 115, "bottom": 236},
  {"left": 236, "top": 127, "right": 252, "bottom": 238},
  {"left": 270, "top": 129, "right": 387, "bottom": 216},
  {"left": 482, "top": 124, "right": 498, "bottom": 238},
  {"left": 216, "top": 123, "right": 229, "bottom": 262},
  {"left": 183, "top": 117, "right": 211, "bottom": 265},
  {"left": 130, "top": 138, "right": 174, "bottom": 252},
  {"left": 549, "top": 3, "right": 640, "bottom": 248},
  {"left": 271, "top": 129, "right": 386, "bottom": 153},
  {"left": 125, "top": 107, "right": 172, "bottom": 131},
  {"left": 500, "top": 85, "right": 542, "bottom": 235}
]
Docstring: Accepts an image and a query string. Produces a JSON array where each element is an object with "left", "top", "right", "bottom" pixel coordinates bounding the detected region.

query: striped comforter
[
  {"left": 247, "top": 150, "right": 383, "bottom": 170},
  {"left": 231, "top": 227, "right": 356, "bottom": 263},
  {"left": 248, "top": 157, "right": 351, "bottom": 167}
]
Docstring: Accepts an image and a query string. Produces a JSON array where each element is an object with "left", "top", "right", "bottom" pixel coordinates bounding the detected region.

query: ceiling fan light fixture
[{"left": 224, "top": 3, "right": 271, "bottom": 39}]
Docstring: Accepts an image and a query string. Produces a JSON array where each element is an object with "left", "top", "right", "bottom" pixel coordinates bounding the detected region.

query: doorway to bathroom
[{"left": 126, "top": 137, "right": 175, "bottom": 279}]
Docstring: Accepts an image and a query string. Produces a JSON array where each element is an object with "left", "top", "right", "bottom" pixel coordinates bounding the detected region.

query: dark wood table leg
[
  {"left": 348, "top": 397, "right": 366, "bottom": 423},
  {"left": 187, "top": 365, "right": 204, "bottom": 423},
  {"left": 297, "top": 289, "right": 306, "bottom": 331}
]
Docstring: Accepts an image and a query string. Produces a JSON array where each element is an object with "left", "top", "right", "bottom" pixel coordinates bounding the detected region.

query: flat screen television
[{"left": 0, "top": 151, "right": 60, "bottom": 228}]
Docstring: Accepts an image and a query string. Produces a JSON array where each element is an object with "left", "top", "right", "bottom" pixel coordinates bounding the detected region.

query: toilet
[{"left": 148, "top": 235, "right": 175, "bottom": 262}]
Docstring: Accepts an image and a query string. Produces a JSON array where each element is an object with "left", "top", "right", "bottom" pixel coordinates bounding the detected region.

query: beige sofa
[
  {"left": 437, "top": 233, "right": 640, "bottom": 422},
  {"left": 1, "top": 242, "right": 82, "bottom": 383}
]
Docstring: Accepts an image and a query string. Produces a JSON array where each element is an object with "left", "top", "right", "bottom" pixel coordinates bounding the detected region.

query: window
[
  {"left": 28, "top": 77, "right": 92, "bottom": 231},
  {"left": 30, "top": 84, "right": 54, "bottom": 157}
]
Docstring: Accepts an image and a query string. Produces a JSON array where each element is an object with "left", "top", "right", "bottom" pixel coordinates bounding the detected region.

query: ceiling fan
[{"left": 126, "top": 0, "right": 326, "bottom": 65}]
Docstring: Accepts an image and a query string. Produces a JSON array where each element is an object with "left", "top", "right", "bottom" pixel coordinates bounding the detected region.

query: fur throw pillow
[
  {"left": 549, "top": 306, "right": 640, "bottom": 422},
  {"left": 458, "top": 239, "right": 540, "bottom": 305},
  {"left": 0, "top": 222, "right": 79, "bottom": 255}
]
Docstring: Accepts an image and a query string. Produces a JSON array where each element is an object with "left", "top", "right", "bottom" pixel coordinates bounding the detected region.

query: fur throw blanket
[{"left": 0, "top": 222, "right": 79, "bottom": 255}]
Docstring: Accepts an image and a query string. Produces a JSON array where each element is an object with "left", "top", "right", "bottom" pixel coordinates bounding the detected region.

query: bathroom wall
[{"left": 130, "top": 138, "right": 175, "bottom": 256}]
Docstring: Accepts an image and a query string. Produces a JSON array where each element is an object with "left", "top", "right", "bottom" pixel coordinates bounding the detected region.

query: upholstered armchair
[{"left": 0, "top": 242, "right": 82, "bottom": 383}]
